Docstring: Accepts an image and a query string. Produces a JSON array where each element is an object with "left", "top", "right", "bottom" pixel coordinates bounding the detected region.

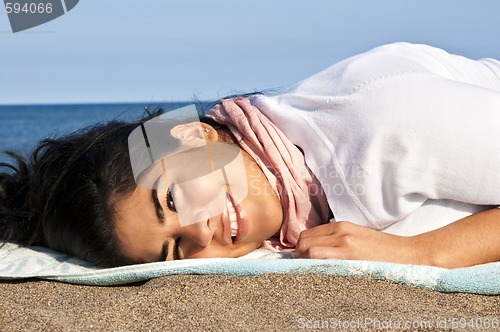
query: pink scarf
[{"left": 207, "top": 97, "right": 331, "bottom": 251}]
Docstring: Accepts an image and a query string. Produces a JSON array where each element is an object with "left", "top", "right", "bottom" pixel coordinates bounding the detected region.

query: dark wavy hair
[{"left": 0, "top": 105, "right": 232, "bottom": 267}]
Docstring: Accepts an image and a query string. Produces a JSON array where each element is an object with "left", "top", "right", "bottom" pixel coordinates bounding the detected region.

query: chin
[{"left": 244, "top": 203, "right": 282, "bottom": 240}]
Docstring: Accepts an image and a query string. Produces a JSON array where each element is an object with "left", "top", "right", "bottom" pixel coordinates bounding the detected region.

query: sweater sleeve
[{"left": 331, "top": 43, "right": 500, "bottom": 227}]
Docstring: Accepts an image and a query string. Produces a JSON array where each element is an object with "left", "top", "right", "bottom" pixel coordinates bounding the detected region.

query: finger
[
  {"left": 294, "top": 246, "right": 350, "bottom": 260},
  {"left": 299, "top": 220, "right": 358, "bottom": 239},
  {"left": 295, "top": 234, "right": 349, "bottom": 256},
  {"left": 298, "top": 222, "right": 338, "bottom": 239}
]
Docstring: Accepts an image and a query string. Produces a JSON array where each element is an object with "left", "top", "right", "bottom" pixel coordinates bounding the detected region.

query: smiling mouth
[{"left": 226, "top": 194, "right": 238, "bottom": 238}]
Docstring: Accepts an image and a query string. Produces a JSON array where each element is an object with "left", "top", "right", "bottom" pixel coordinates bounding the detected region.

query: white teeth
[
  {"left": 230, "top": 218, "right": 238, "bottom": 236},
  {"left": 226, "top": 196, "right": 238, "bottom": 237}
]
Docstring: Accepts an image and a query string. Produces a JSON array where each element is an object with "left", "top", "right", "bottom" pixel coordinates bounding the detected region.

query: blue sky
[{"left": 1, "top": 0, "right": 500, "bottom": 104}]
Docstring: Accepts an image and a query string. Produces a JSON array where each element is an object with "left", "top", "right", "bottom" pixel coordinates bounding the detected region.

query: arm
[{"left": 295, "top": 208, "right": 500, "bottom": 269}]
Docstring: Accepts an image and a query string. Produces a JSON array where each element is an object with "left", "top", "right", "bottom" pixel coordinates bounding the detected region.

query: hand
[{"left": 294, "top": 221, "right": 422, "bottom": 265}]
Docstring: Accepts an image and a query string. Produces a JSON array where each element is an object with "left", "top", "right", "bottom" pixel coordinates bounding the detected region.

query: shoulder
[{"left": 287, "top": 42, "right": 447, "bottom": 96}]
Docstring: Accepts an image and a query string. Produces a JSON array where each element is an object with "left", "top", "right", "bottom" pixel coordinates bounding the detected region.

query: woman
[{"left": 2, "top": 42, "right": 500, "bottom": 268}]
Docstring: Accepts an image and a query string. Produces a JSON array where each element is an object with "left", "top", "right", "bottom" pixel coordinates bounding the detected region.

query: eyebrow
[
  {"left": 151, "top": 176, "right": 178, "bottom": 262},
  {"left": 151, "top": 177, "right": 165, "bottom": 222},
  {"left": 153, "top": 176, "right": 168, "bottom": 262}
]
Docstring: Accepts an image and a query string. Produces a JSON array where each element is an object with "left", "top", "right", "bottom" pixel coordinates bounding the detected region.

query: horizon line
[{"left": 0, "top": 100, "right": 213, "bottom": 107}]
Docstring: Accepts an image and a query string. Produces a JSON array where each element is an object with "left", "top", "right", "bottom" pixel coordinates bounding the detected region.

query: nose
[{"left": 180, "top": 219, "right": 215, "bottom": 247}]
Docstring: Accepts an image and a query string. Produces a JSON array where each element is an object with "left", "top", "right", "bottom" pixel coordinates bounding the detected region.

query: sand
[{"left": 1, "top": 274, "right": 499, "bottom": 331}]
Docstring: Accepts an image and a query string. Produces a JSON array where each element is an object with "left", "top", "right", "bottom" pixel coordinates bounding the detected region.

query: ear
[{"left": 170, "top": 122, "right": 219, "bottom": 145}]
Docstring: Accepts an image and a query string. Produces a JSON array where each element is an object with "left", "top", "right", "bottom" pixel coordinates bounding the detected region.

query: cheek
[{"left": 174, "top": 173, "right": 227, "bottom": 226}]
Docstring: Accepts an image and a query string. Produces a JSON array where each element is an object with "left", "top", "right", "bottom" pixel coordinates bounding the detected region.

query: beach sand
[{"left": 1, "top": 274, "right": 499, "bottom": 331}]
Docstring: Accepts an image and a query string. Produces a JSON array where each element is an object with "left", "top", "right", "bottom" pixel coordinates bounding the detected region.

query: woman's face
[{"left": 114, "top": 123, "right": 283, "bottom": 262}]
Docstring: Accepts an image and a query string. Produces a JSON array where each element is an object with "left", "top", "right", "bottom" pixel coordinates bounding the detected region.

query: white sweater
[{"left": 251, "top": 42, "right": 500, "bottom": 236}]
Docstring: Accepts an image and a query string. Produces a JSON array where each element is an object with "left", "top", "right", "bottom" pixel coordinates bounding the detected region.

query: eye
[
  {"left": 173, "top": 237, "right": 181, "bottom": 260},
  {"left": 161, "top": 237, "right": 182, "bottom": 261},
  {"left": 166, "top": 185, "right": 177, "bottom": 212}
]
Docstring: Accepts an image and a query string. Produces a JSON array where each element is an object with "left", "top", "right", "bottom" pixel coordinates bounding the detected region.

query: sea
[{"left": 0, "top": 102, "right": 200, "bottom": 164}]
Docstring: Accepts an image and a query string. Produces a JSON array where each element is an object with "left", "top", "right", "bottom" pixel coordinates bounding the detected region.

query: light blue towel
[{"left": 1, "top": 242, "right": 499, "bottom": 295}]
